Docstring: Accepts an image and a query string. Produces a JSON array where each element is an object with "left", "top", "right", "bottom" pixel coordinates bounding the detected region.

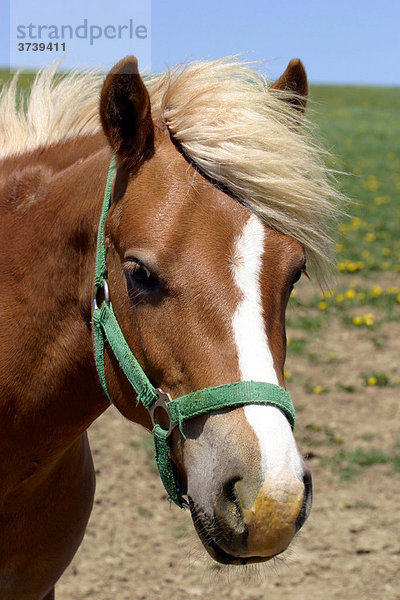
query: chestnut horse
[{"left": 0, "top": 55, "right": 341, "bottom": 598}]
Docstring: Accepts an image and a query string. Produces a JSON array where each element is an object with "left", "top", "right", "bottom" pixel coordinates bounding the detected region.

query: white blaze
[
  {"left": 231, "top": 215, "right": 303, "bottom": 506},
  {"left": 231, "top": 214, "right": 278, "bottom": 385}
]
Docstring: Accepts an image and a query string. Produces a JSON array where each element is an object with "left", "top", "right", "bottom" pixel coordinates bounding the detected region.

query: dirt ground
[{"left": 57, "top": 280, "right": 400, "bottom": 600}]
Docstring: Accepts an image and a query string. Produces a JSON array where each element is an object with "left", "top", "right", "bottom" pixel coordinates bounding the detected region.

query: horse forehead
[
  {"left": 121, "top": 136, "right": 249, "bottom": 253},
  {"left": 120, "top": 133, "right": 305, "bottom": 276}
]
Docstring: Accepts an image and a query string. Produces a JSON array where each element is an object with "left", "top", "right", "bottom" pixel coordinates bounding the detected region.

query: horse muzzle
[{"left": 189, "top": 463, "right": 312, "bottom": 564}]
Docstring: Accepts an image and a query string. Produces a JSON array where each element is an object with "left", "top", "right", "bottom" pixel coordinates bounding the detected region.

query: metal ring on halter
[
  {"left": 149, "top": 390, "right": 190, "bottom": 508},
  {"left": 148, "top": 389, "right": 178, "bottom": 437},
  {"left": 93, "top": 279, "right": 110, "bottom": 311}
]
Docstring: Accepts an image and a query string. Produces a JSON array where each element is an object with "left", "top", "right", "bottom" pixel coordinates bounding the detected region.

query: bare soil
[{"left": 58, "top": 281, "right": 400, "bottom": 600}]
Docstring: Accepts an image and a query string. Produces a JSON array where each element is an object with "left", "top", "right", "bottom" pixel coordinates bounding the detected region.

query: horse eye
[
  {"left": 292, "top": 269, "right": 302, "bottom": 285},
  {"left": 131, "top": 261, "right": 151, "bottom": 281},
  {"left": 123, "top": 259, "right": 158, "bottom": 292},
  {"left": 289, "top": 267, "right": 306, "bottom": 293}
]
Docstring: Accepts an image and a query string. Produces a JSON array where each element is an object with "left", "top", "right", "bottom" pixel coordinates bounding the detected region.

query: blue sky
[{"left": 0, "top": 0, "right": 399, "bottom": 85}]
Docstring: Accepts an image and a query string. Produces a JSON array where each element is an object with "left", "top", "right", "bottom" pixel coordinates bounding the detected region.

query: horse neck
[{"left": 0, "top": 139, "right": 111, "bottom": 455}]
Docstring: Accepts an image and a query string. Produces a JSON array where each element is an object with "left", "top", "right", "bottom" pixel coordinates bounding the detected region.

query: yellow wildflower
[
  {"left": 371, "top": 285, "right": 382, "bottom": 297},
  {"left": 320, "top": 289, "right": 335, "bottom": 299},
  {"left": 318, "top": 301, "right": 328, "bottom": 310},
  {"left": 365, "top": 233, "right": 376, "bottom": 242},
  {"left": 364, "top": 313, "right": 375, "bottom": 326},
  {"left": 336, "top": 294, "right": 344, "bottom": 302},
  {"left": 363, "top": 175, "right": 379, "bottom": 191},
  {"left": 284, "top": 369, "right": 291, "bottom": 380},
  {"left": 374, "top": 196, "right": 389, "bottom": 205},
  {"left": 367, "top": 377, "right": 377, "bottom": 386},
  {"left": 348, "top": 261, "right": 364, "bottom": 272},
  {"left": 382, "top": 248, "right": 391, "bottom": 256},
  {"left": 345, "top": 289, "right": 356, "bottom": 299},
  {"left": 313, "top": 386, "right": 324, "bottom": 394},
  {"left": 353, "top": 316, "right": 363, "bottom": 325}
]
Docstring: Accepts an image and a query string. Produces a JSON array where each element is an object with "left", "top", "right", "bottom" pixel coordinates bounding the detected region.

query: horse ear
[
  {"left": 100, "top": 56, "right": 154, "bottom": 168},
  {"left": 270, "top": 58, "right": 308, "bottom": 113}
]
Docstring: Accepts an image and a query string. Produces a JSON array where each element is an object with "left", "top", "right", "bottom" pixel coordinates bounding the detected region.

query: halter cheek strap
[{"left": 92, "top": 157, "right": 295, "bottom": 507}]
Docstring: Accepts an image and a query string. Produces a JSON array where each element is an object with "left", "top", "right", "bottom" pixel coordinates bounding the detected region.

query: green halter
[{"left": 92, "top": 156, "right": 295, "bottom": 507}]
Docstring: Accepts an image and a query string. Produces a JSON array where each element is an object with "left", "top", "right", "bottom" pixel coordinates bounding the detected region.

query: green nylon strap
[
  {"left": 94, "top": 155, "right": 116, "bottom": 289},
  {"left": 93, "top": 305, "right": 110, "bottom": 401},
  {"left": 168, "top": 380, "right": 295, "bottom": 432},
  {"left": 92, "top": 153, "right": 157, "bottom": 408},
  {"left": 93, "top": 302, "right": 158, "bottom": 408},
  {"left": 92, "top": 156, "right": 296, "bottom": 508},
  {"left": 153, "top": 424, "right": 182, "bottom": 506}
]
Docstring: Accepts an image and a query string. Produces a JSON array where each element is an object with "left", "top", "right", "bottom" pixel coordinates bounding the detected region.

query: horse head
[{"left": 95, "top": 55, "right": 323, "bottom": 564}]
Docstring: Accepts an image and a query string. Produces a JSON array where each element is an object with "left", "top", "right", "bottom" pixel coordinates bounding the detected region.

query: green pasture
[
  {"left": 310, "top": 85, "right": 400, "bottom": 277},
  {"left": 287, "top": 85, "right": 400, "bottom": 374},
  {"left": 288, "top": 86, "right": 400, "bottom": 482}
]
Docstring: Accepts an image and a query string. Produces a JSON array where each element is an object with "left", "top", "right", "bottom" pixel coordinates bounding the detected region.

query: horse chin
[{"left": 188, "top": 498, "right": 274, "bottom": 566}]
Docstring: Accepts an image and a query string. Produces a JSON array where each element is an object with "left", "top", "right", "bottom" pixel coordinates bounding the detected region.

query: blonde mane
[
  {"left": 0, "top": 58, "right": 344, "bottom": 278},
  {"left": 0, "top": 63, "right": 101, "bottom": 155}
]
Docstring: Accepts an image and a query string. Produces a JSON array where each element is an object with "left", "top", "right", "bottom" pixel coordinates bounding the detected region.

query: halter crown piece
[{"left": 92, "top": 156, "right": 296, "bottom": 507}]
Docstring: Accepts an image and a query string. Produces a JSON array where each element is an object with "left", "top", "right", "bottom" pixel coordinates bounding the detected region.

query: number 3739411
[{"left": 18, "top": 42, "right": 66, "bottom": 52}]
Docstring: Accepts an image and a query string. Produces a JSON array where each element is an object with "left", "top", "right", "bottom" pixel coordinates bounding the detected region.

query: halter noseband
[{"left": 92, "top": 156, "right": 295, "bottom": 507}]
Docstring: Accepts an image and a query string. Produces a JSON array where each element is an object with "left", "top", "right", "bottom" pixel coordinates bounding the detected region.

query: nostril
[
  {"left": 214, "top": 477, "right": 246, "bottom": 536},
  {"left": 222, "top": 477, "right": 241, "bottom": 504},
  {"left": 295, "top": 467, "right": 313, "bottom": 532}
]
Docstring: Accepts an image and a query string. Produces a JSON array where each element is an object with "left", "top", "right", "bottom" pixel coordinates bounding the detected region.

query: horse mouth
[
  {"left": 188, "top": 498, "right": 273, "bottom": 565},
  {"left": 204, "top": 539, "right": 273, "bottom": 566}
]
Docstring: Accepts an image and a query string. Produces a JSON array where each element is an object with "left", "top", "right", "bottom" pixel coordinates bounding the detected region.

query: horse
[{"left": 0, "top": 54, "right": 342, "bottom": 599}]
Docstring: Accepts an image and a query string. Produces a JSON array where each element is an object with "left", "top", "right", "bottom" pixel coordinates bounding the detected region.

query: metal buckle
[
  {"left": 148, "top": 388, "right": 177, "bottom": 437},
  {"left": 93, "top": 279, "right": 110, "bottom": 311}
]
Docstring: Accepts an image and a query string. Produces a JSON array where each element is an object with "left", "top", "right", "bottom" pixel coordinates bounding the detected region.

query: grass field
[
  {"left": 287, "top": 85, "right": 400, "bottom": 388},
  {"left": 311, "top": 85, "right": 400, "bottom": 276}
]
